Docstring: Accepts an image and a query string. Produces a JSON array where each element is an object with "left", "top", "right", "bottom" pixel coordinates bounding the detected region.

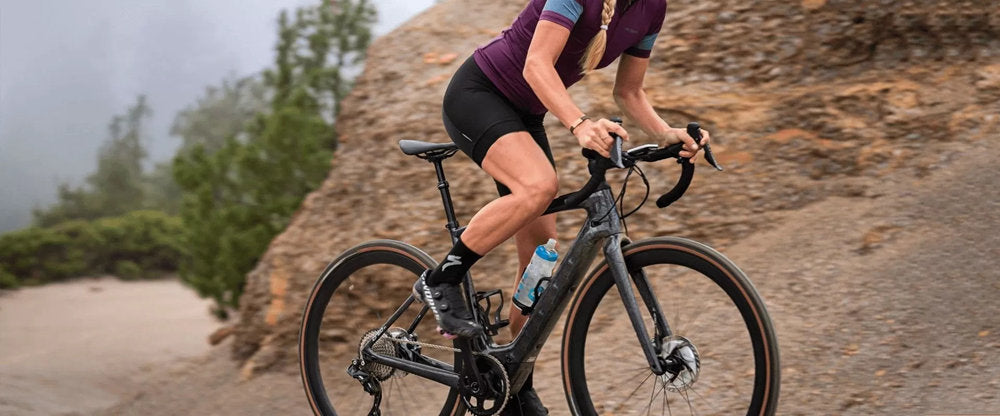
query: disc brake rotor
[{"left": 659, "top": 335, "right": 701, "bottom": 392}]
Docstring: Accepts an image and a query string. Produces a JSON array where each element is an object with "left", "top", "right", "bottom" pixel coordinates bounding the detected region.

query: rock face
[{"left": 231, "top": 0, "right": 999, "bottom": 375}]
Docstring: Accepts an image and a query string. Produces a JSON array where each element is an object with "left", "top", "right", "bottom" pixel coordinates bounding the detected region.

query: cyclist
[{"left": 415, "top": 0, "right": 709, "bottom": 413}]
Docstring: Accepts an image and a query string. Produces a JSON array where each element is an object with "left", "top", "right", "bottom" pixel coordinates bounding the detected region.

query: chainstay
[{"left": 382, "top": 337, "right": 510, "bottom": 416}]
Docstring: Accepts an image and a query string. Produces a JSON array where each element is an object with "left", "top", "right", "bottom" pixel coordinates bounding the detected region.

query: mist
[{"left": 0, "top": 0, "right": 433, "bottom": 232}]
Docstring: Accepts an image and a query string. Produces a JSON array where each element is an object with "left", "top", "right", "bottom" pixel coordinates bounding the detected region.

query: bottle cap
[{"left": 536, "top": 239, "right": 558, "bottom": 261}]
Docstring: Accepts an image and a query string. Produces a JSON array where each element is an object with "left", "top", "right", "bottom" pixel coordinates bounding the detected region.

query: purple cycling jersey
[{"left": 473, "top": 0, "right": 666, "bottom": 115}]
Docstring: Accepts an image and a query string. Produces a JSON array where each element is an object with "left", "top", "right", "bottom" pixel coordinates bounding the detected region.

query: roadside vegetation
[{"left": 0, "top": 0, "right": 375, "bottom": 319}]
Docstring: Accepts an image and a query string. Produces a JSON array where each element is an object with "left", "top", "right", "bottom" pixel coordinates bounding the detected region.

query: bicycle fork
[{"left": 603, "top": 234, "right": 673, "bottom": 376}]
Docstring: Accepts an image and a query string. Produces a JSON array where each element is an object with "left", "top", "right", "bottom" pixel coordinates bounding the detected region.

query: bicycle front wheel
[
  {"left": 299, "top": 240, "right": 464, "bottom": 416},
  {"left": 562, "top": 237, "right": 780, "bottom": 416}
]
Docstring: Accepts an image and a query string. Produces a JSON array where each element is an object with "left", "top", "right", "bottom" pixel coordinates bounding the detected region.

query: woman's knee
[{"left": 515, "top": 172, "right": 558, "bottom": 209}]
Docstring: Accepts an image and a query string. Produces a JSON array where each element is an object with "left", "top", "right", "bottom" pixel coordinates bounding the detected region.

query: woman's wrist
[
  {"left": 568, "top": 115, "right": 591, "bottom": 134},
  {"left": 654, "top": 126, "right": 679, "bottom": 144}
]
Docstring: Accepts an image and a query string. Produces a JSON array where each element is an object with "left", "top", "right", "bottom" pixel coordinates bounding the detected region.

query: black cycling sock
[{"left": 426, "top": 238, "right": 483, "bottom": 286}]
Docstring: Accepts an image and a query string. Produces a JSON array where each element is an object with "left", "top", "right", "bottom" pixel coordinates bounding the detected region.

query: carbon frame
[{"left": 363, "top": 174, "right": 671, "bottom": 393}]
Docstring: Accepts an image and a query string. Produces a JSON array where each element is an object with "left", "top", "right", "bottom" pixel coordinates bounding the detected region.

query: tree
[
  {"left": 142, "top": 161, "right": 183, "bottom": 214},
  {"left": 320, "top": 0, "right": 376, "bottom": 117},
  {"left": 171, "top": 75, "right": 268, "bottom": 154},
  {"left": 172, "top": 0, "right": 376, "bottom": 318},
  {"left": 34, "top": 95, "right": 152, "bottom": 226}
]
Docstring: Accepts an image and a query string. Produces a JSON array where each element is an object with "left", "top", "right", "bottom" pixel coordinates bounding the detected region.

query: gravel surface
[{"left": 0, "top": 278, "right": 217, "bottom": 416}]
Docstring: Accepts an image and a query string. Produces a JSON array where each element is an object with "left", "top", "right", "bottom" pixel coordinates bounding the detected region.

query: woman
[{"left": 416, "top": 0, "right": 709, "bottom": 413}]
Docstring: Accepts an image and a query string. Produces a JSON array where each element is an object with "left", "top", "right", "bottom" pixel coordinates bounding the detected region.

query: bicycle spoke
[
  {"left": 681, "top": 388, "right": 696, "bottom": 416},
  {"left": 613, "top": 371, "right": 655, "bottom": 413},
  {"left": 662, "top": 379, "right": 670, "bottom": 416},
  {"left": 386, "top": 378, "right": 394, "bottom": 415},
  {"left": 622, "top": 364, "right": 655, "bottom": 372},
  {"left": 688, "top": 385, "right": 724, "bottom": 416},
  {"left": 398, "top": 378, "right": 414, "bottom": 416},
  {"left": 642, "top": 376, "right": 666, "bottom": 416},
  {"left": 607, "top": 366, "right": 656, "bottom": 395}
]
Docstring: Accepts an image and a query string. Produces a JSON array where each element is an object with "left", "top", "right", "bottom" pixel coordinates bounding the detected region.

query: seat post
[{"left": 429, "top": 157, "right": 461, "bottom": 242}]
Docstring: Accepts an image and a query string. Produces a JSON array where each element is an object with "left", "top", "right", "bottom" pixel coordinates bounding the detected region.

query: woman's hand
[
  {"left": 572, "top": 118, "right": 630, "bottom": 158},
  {"left": 661, "top": 127, "right": 711, "bottom": 161}
]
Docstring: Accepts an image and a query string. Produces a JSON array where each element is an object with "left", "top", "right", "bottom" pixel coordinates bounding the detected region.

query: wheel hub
[{"left": 658, "top": 335, "right": 700, "bottom": 392}]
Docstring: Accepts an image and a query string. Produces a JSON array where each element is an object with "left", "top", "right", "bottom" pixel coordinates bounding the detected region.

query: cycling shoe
[{"left": 415, "top": 270, "right": 482, "bottom": 338}]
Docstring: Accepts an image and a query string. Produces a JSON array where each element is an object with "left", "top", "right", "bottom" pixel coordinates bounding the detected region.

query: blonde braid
[{"left": 579, "top": 0, "right": 617, "bottom": 74}]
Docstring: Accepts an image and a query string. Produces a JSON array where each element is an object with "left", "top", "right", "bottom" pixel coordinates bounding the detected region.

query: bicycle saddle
[{"left": 399, "top": 140, "right": 458, "bottom": 156}]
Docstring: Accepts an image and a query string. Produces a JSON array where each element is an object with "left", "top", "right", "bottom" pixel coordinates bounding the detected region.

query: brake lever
[{"left": 687, "top": 122, "right": 723, "bottom": 171}]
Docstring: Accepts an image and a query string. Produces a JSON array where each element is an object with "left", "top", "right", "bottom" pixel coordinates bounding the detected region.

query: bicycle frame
[{"left": 362, "top": 153, "right": 673, "bottom": 394}]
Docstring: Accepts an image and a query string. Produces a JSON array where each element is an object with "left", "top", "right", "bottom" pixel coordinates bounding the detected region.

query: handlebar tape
[
  {"left": 656, "top": 160, "right": 695, "bottom": 208},
  {"left": 654, "top": 123, "right": 701, "bottom": 208}
]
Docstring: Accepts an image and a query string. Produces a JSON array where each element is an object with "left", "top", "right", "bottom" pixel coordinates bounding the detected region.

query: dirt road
[{"left": 0, "top": 278, "right": 218, "bottom": 416}]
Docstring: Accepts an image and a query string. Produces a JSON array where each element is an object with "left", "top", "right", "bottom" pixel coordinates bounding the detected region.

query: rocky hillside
[{"left": 230, "top": 0, "right": 999, "bottom": 377}]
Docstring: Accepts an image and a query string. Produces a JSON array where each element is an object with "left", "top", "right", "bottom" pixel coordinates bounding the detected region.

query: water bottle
[{"left": 513, "top": 238, "right": 558, "bottom": 312}]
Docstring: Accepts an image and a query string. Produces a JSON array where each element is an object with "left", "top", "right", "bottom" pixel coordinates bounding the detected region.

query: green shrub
[
  {"left": 0, "top": 266, "right": 18, "bottom": 289},
  {"left": 114, "top": 260, "right": 143, "bottom": 280},
  {"left": 0, "top": 210, "right": 183, "bottom": 286}
]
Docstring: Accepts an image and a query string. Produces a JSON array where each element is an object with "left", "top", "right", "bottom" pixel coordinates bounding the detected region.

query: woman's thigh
[{"left": 480, "top": 132, "right": 558, "bottom": 197}]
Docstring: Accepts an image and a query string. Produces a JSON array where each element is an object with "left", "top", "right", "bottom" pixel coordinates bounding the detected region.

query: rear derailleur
[{"left": 346, "top": 359, "right": 383, "bottom": 416}]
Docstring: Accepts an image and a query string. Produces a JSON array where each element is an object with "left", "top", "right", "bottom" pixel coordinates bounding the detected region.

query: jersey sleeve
[
  {"left": 624, "top": 3, "right": 666, "bottom": 58},
  {"left": 539, "top": 0, "right": 585, "bottom": 30},
  {"left": 624, "top": 33, "right": 659, "bottom": 58}
]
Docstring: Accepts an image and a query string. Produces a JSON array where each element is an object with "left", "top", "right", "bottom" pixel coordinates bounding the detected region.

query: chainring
[{"left": 460, "top": 353, "right": 510, "bottom": 416}]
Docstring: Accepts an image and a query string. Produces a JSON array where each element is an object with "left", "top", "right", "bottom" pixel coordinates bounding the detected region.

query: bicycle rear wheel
[
  {"left": 562, "top": 237, "right": 780, "bottom": 416},
  {"left": 299, "top": 240, "right": 464, "bottom": 416}
]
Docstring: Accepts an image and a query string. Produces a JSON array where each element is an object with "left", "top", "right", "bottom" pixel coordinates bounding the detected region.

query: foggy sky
[{"left": 0, "top": 0, "right": 433, "bottom": 232}]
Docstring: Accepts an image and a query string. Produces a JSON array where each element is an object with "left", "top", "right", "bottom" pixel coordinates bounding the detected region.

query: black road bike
[{"left": 299, "top": 122, "right": 780, "bottom": 415}]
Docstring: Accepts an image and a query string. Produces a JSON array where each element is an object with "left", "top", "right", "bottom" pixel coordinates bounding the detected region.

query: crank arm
[{"left": 454, "top": 338, "right": 484, "bottom": 389}]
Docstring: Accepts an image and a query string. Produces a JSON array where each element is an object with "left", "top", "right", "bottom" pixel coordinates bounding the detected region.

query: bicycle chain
[{"left": 384, "top": 336, "right": 509, "bottom": 416}]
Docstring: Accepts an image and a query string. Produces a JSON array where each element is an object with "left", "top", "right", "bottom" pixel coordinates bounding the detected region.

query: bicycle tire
[
  {"left": 562, "top": 237, "right": 780, "bottom": 416},
  {"left": 299, "top": 240, "right": 465, "bottom": 416}
]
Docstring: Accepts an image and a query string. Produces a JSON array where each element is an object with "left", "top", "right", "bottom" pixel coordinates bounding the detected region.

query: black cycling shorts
[{"left": 442, "top": 56, "right": 555, "bottom": 196}]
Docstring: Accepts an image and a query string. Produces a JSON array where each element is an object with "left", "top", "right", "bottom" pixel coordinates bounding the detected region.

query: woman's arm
[
  {"left": 613, "top": 54, "right": 708, "bottom": 159},
  {"left": 524, "top": 21, "right": 627, "bottom": 157}
]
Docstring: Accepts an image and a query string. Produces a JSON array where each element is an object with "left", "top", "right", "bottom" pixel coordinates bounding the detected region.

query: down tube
[
  {"left": 603, "top": 234, "right": 665, "bottom": 375},
  {"left": 497, "top": 218, "right": 606, "bottom": 391}
]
